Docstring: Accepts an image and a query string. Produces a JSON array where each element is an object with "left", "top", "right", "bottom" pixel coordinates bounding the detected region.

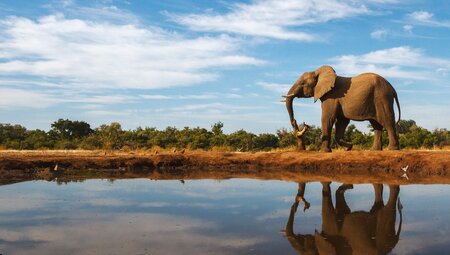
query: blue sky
[{"left": 0, "top": 0, "right": 449, "bottom": 133}]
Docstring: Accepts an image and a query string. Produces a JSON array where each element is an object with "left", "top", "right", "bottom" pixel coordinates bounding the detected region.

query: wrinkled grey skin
[
  {"left": 285, "top": 182, "right": 402, "bottom": 255},
  {"left": 285, "top": 65, "right": 401, "bottom": 152}
]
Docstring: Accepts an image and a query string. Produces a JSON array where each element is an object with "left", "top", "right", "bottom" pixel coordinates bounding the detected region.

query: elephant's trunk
[
  {"left": 285, "top": 83, "right": 300, "bottom": 132},
  {"left": 285, "top": 95, "right": 298, "bottom": 132}
]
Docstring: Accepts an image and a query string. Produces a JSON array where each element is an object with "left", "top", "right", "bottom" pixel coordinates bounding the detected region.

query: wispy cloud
[
  {"left": 331, "top": 46, "right": 450, "bottom": 81},
  {"left": 407, "top": 11, "right": 450, "bottom": 28},
  {"left": 370, "top": 28, "right": 388, "bottom": 39},
  {"left": 140, "top": 93, "right": 242, "bottom": 100},
  {"left": 0, "top": 11, "right": 263, "bottom": 91},
  {"left": 169, "top": 0, "right": 369, "bottom": 41},
  {"left": 0, "top": 88, "right": 60, "bottom": 109},
  {"left": 171, "top": 103, "right": 260, "bottom": 112},
  {"left": 257, "top": 82, "right": 291, "bottom": 94},
  {"left": 140, "top": 94, "right": 218, "bottom": 100}
]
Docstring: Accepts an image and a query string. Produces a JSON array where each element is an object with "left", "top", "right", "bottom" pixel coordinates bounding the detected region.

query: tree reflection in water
[{"left": 285, "top": 182, "right": 403, "bottom": 255}]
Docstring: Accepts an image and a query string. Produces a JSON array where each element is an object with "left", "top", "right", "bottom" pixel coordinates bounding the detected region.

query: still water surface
[{"left": 0, "top": 179, "right": 448, "bottom": 254}]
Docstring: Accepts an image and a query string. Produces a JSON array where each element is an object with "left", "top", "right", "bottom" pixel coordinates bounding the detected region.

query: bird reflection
[{"left": 285, "top": 182, "right": 403, "bottom": 255}]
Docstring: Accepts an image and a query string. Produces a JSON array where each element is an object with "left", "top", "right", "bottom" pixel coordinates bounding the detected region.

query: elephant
[
  {"left": 283, "top": 65, "right": 401, "bottom": 152},
  {"left": 284, "top": 182, "right": 403, "bottom": 255}
]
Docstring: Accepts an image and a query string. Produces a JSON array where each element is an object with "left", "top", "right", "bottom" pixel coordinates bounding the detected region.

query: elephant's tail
[
  {"left": 394, "top": 91, "right": 401, "bottom": 125},
  {"left": 393, "top": 87, "right": 401, "bottom": 138}
]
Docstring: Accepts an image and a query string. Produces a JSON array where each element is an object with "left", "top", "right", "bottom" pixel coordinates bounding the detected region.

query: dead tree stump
[{"left": 295, "top": 122, "right": 310, "bottom": 151}]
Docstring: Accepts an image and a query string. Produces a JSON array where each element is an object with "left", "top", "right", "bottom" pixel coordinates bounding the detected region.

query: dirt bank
[{"left": 0, "top": 150, "right": 449, "bottom": 185}]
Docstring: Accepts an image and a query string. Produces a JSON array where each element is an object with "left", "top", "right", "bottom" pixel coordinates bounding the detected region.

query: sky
[{"left": 0, "top": 0, "right": 449, "bottom": 133}]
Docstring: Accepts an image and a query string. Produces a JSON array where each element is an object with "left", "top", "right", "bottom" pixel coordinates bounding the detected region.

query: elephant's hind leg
[
  {"left": 386, "top": 122, "right": 400, "bottom": 150},
  {"left": 370, "top": 120, "right": 383, "bottom": 150},
  {"left": 335, "top": 118, "right": 353, "bottom": 150},
  {"left": 379, "top": 100, "right": 400, "bottom": 150}
]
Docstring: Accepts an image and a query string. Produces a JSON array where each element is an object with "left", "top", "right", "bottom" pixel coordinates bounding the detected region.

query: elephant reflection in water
[{"left": 285, "top": 182, "right": 403, "bottom": 255}]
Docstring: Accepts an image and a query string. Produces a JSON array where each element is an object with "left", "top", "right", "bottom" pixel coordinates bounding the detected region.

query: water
[{"left": 0, "top": 179, "right": 448, "bottom": 255}]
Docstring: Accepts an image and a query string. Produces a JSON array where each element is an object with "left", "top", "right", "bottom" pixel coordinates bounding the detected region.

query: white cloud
[
  {"left": 140, "top": 94, "right": 218, "bottom": 100},
  {"left": 403, "top": 24, "right": 413, "bottom": 33},
  {"left": 69, "top": 94, "right": 137, "bottom": 104},
  {"left": 0, "top": 13, "right": 263, "bottom": 91},
  {"left": 0, "top": 88, "right": 60, "bottom": 108},
  {"left": 408, "top": 11, "right": 434, "bottom": 22},
  {"left": 169, "top": 0, "right": 369, "bottom": 41},
  {"left": 257, "top": 81, "right": 291, "bottom": 94},
  {"left": 140, "top": 93, "right": 243, "bottom": 100},
  {"left": 370, "top": 28, "right": 388, "bottom": 39},
  {"left": 171, "top": 103, "right": 259, "bottom": 112},
  {"left": 84, "top": 110, "right": 131, "bottom": 117},
  {"left": 407, "top": 11, "right": 450, "bottom": 28},
  {"left": 331, "top": 46, "right": 450, "bottom": 81}
]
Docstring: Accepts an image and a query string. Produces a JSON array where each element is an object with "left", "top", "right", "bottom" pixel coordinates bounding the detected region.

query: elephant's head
[{"left": 284, "top": 65, "right": 336, "bottom": 131}]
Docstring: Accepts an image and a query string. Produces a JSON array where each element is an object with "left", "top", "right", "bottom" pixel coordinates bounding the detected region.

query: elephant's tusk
[{"left": 282, "top": 93, "right": 295, "bottom": 98}]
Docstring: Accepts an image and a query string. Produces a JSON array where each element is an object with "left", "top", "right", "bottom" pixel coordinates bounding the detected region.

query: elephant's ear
[{"left": 314, "top": 65, "right": 337, "bottom": 102}]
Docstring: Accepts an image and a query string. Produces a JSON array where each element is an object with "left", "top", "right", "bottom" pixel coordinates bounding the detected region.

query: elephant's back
[{"left": 352, "top": 73, "right": 395, "bottom": 91}]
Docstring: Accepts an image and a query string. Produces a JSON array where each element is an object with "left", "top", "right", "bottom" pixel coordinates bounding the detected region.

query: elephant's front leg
[
  {"left": 335, "top": 118, "right": 353, "bottom": 151},
  {"left": 320, "top": 103, "right": 336, "bottom": 152}
]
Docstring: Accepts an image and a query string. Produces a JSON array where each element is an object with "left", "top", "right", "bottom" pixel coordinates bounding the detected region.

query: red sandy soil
[{"left": 0, "top": 150, "right": 449, "bottom": 185}]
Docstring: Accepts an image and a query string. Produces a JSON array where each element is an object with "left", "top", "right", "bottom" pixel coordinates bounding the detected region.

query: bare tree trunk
[{"left": 295, "top": 123, "right": 310, "bottom": 151}]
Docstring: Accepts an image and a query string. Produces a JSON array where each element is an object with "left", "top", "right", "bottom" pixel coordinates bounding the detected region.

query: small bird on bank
[
  {"left": 53, "top": 163, "right": 59, "bottom": 171},
  {"left": 401, "top": 165, "right": 409, "bottom": 180}
]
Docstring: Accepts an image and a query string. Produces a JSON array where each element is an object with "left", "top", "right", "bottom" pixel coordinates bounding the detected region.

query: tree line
[{"left": 0, "top": 119, "right": 448, "bottom": 151}]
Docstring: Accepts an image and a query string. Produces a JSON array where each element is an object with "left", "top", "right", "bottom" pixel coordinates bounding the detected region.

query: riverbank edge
[{"left": 0, "top": 150, "right": 449, "bottom": 185}]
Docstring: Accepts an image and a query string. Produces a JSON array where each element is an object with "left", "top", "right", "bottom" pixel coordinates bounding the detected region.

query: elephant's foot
[
  {"left": 321, "top": 147, "right": 332, "bottom": 152},
  {"left": 320, "top": 144, "right": 332, "bottom": 152},
  {"left": 337, "top": 184, "right": 353, "bottom": 193},
  {"left": 321, "top": 181, "right": 331, "bottom": 185},
  {"left": 337, "top": 139, "right": 353, "bottom": 151},
  {"left": 388, "top": 144, "right": 400, "bottom": 150},
  {"left": 371, "top": 144, "right": 382, "bottom": 151},
  {"left": 345, "top": 143, "right": 353, "bottom": 151},
  {"left": 303, "top": 201, "right": 311, "bottom": 212}
]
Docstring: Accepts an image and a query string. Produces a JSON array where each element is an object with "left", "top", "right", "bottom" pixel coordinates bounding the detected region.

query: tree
[
  {"left": 346, "top": 124, "right": 373, "bottom": 149},
  {"left": 96, "top": 122, "right": 124, "bottom": 150},
  {"left": 253, "top": 133, "right": 279, "bottom": 151},
  {"left": 189, "top": 127, "right": 212, "bottom": 149},
  {"left": 50, "top": 119, "right": 92, "bottom": 140},
  {"left": 303, "top": 126, "right": 322, "bottom": 150},
  {"left": 23, "top": 129, "right": 52, "bottom": 149},
  {"left": 210, "top": 122, "right": 226, "bottom": 147},
  {"left": 276, "top": 128, "right": 297, "bottom": 148},
  {"left": 398, "top": 119, "right": 416, "bottom": 134},
  {"left": 227, "top": 129, "right": 256, "bottom": 151},
  {"left": 152, "top": 127, "right": 178, "bottom": 148},
  {"left": 0, "top": 124, "right": 27, "bottom": 149}
]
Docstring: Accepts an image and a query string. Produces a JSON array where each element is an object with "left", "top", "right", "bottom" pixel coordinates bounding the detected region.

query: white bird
[
  {"left": 401, "top": 165, "right": 409, "bottom": 172},
  {"left": 53, "top": 163, "right": 59, "bottom": 171},
  {"left": 400, "top": 165, "right": 409, "bottom": 179},
  {"left": 401, "top": 173, "right": 409, "bottom": 180}
]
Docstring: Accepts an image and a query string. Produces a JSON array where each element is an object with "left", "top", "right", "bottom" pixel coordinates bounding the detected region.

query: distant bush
[{"left": 0, "top": 119, "right": 448, "bottom": 151}]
